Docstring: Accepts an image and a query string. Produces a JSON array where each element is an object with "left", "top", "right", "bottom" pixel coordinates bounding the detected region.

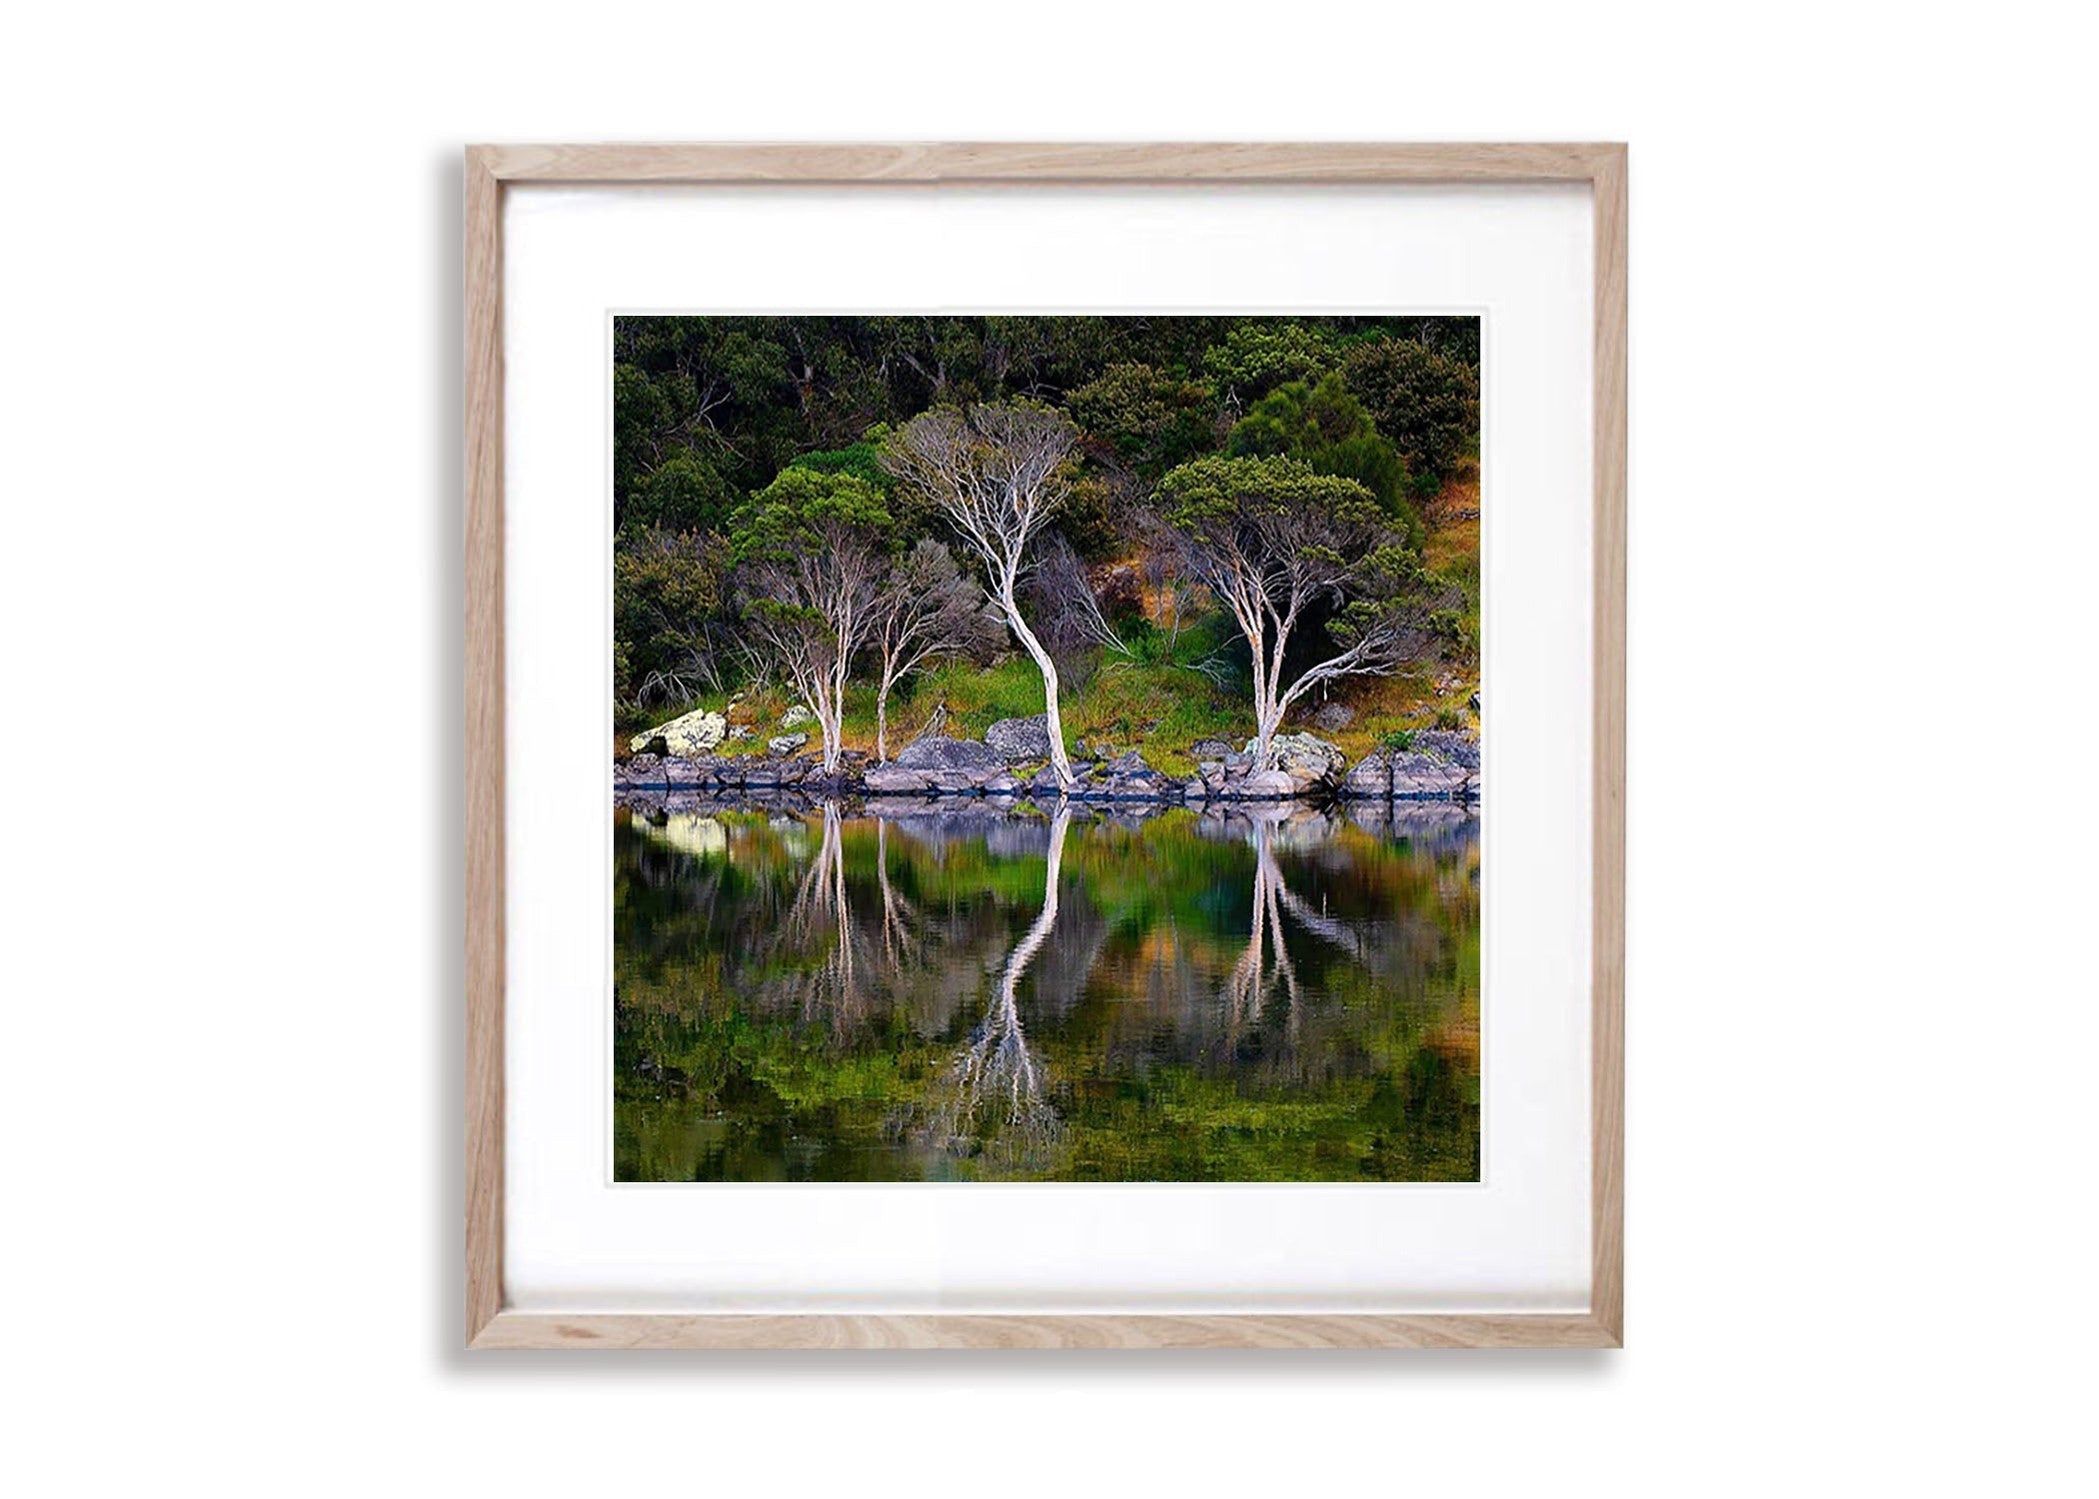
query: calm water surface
[{"left": 615, "top": 798, "right": 1479, "bottom": 1182}]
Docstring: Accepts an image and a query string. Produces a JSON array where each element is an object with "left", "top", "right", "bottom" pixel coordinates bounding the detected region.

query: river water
[{"left": 615, "top": 797, "right": 1479, "bottom": 1182}]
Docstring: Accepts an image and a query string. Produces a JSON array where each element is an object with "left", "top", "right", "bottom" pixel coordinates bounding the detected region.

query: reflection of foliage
[
  {"left": 926, "top": 808, "right": 1071, "bottom": 1173},
  {"left": 613, "top": 803, "right": 1478, "bottom": 1183}
]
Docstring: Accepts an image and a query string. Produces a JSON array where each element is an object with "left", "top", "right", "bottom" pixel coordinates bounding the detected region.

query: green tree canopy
[
  {"left": 1225, "top": 373, "right": 1415, "bottom": 537},
  {"left": 1341, "top": 339, "right": 1481, "bottom": 490},
  {"left": 623, "top": 450, "right": 736, "bottom": 533},
  {"left": 734, "top": 466, "right": 895, "bottom": 564},
  {"left": 610, "top": 316, "right": 1481, "bottom": 729},
  {"left": 1202, "top": 322, "right": 1333, "bottom": 401},
  {"left": 788, "top": 438, "right": 893, "bottom": 490},
  {"left": 1067, "top": 361, "right": 1217, "bottom": 480},
  {"left": 1159, "top": 452, "right": 1385, "bottom": 543}
]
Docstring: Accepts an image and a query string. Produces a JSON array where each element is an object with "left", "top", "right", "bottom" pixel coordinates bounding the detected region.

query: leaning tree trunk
[
  {"left": 1253, "top": 698, "right": 1287, "bottom": 771},
  {"left": 1250, "top": 614, "right": 1300, "bottom": 770},
  {"left": 996, "top": 585, "right": 1074, "bottom": 788},
  {"left": 808, "top": 676, "right": 844, "bottom": 776},
  {"left": 823, "top": 652, "right": 854, "bottom": 775},
  {"left": 821, "top": 701, "right": 844, "bottom": 774},
  {"left": 1248, "top": 656, "right": 1285, "bottom": 770}
]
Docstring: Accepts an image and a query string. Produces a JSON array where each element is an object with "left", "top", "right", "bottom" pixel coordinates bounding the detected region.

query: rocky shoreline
[{"left": 617, "top": 711, "right": 1478, "bottom": 806}]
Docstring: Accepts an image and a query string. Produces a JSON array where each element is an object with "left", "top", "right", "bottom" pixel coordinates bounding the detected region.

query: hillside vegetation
[{"left": 614, "top": 316, "right": 1481, "bottom": 772}]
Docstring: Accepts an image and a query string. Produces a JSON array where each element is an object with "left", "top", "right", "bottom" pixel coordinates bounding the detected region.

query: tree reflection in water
[
  {"left": 1221, "top": 808, "right": 1377, "bottom": 1048},
  {"left": 772, "top": 805, "right": 937, "bottom": 1037},
  {"left": 614, "top": 796, "right": 1480, "bottom": 1182},
  {"left": 927, "top": 804, "right": 1071, "bottom": 1169}
]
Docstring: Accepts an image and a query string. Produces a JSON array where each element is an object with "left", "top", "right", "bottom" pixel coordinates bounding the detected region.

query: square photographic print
[{"left": 612, "top": 315, "right": 1481, "bottom": 1183}]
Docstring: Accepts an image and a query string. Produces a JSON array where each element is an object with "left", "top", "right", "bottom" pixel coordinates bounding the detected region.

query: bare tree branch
[
  {"left": 868, "top": 540, "right": 998, "bottom": 761},
  {"left": 884, "top": 404, "right": 1083, "bottom": 787}
]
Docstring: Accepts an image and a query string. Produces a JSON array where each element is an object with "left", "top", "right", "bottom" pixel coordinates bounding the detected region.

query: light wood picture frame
[{"left": 465, "top": 142, "right": 1626, "bottom": 1350}]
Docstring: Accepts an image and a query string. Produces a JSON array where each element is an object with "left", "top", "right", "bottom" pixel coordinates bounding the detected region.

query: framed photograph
[{"left": 466, "top": 143, "right": 1625, "bottom": 1348}]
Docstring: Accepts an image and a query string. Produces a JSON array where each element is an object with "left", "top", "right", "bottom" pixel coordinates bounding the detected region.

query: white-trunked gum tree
[
  {"left": 884, "top": 403, "right": 1083, "bottom": 789},
  {"left": 1157, "top": 454, "right": 1456, "bottom": 770},
  {"left": 731, "top": 467, "right": 890, "bottom": 775}
]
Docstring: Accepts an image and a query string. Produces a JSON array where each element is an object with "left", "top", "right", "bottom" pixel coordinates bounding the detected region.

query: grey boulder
[
  {"left": 865, "top": 764, "right": 933, "bottom": 793},
  {"left": 1251, "top": 733, "right": 1349, "bottom": 790},
  {"left": 895, "top": 734, "right": 1007, "bottom": 772},
  {"left": 1342, "top": 729, "right": 1480, "bottom": 800},
  {"left": 984, "top": 714, "right": 1053, "bottom": 761}
]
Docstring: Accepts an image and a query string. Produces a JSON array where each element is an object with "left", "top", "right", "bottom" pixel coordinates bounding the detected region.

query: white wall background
[{"left": 2, "top": 4, "right": 2092, "bottom": 1495}]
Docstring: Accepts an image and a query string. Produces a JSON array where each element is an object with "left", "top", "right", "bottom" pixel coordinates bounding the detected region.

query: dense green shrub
[
  {"left": 1342, "top": 338, "right": 1481, "bottom": 488},
  {"left": 613, "top": 528, "right": 733, "bottom": 708},
  {"left": 622, "top": 451, "right": 736, "bottom": 533},
  {"left": 1067, "top": 362, "right": 1217, "bottom": 479},
  {"left": 1201, "top": 321, "right": 1333, "bottom": 400},
  {"left": 1226, "top": 374, "right": 1419, "bottom": 541}
]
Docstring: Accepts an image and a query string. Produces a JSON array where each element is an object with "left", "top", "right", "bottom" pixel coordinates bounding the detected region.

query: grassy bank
[{"left": 619, "top": 472, "right": 1482, "bottom": 775}]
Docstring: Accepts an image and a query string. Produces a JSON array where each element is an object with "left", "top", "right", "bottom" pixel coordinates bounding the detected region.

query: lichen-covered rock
[
  {"left": 1409, "top": 729, "right": 1480, "bottom": 772},
  {"left": 1343, "top": 752, "right": 1393, "bottom": 798},
  {"left": 1308, "top": 701, "right": 1355, "bottom": 732},
  {"left": 648, "top": 756, "right": 709, "bottom": 787},
  {"left": 1341, "top": 729, "right": 1480, "bottom": 800},
  {"left": 983, "top": 771, "right": 1023, "bottom": 795},
  {"left": 984, "top": 714, "right": 1052, "bottom": 762},
  {"left": 629, "top": 707, "right": 728, "bottom": 757},
  {"left": 1189, "top": 738, "right": 1234, "bottom": 760},
  {"left": 777, "top": 704, "right": 815, "bottom": 731},
  {"left": 895, "top": 734, "right": 1006, "bottom": 772},
  {"left": 865, "top": 764, "right": 933, "bottom": 793},
  {"left": 1237, "top": 770, "right": 1299, "bottom": 799},
  {"left": 767, "top": 732, "right": 809, "bottom": 756},
  {"left": 1089, "top": 749, "right": 1175, "bottom": 799},
  {"left": 1249, "top": 733, "right": 1348, "bottom": 790},
  {"left": 1389, "top": 752, "right": 1476, "bottom": 799}
]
